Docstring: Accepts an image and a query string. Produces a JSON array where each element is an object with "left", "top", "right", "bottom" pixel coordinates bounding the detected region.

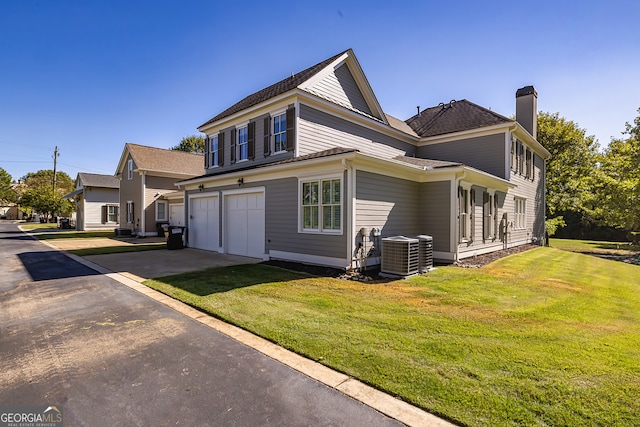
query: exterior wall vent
[{"left": 380, "top": 236, "right": 419, "bottom": 278}]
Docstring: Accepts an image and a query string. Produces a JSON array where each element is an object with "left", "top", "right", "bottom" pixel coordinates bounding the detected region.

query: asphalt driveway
[{"left": 0, "top": 222, "right": 406, "bottom": 426}]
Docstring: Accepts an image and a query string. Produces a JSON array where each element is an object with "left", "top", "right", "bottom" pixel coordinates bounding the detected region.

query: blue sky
[{"left": 1, "top": 0, "right": 639, "bottom": 181}]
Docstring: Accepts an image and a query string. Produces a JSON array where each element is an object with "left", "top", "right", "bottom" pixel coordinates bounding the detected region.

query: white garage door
[
  {"left": 225, "top": 192, "right": 265, "bottom": 258},
  {"left": 189, "top": 196, "right": 219, "bottom": 252}
]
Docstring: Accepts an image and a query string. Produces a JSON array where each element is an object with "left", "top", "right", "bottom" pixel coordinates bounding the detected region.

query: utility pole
[{"left": 52, "top": 145, "right": 59, "bottom": 192}]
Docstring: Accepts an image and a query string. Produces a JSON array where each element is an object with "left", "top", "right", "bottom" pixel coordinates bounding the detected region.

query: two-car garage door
[{"left": 189, "top": 191, "right": 265, "bottom": 259}]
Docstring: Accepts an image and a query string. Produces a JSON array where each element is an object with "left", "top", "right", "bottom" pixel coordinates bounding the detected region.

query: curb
[{"left": 41, "top": 239, "right": 455, "bottom": 427}]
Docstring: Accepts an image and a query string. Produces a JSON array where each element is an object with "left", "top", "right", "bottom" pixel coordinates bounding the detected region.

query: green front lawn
[{"left": 144, "top": 247, "right": 639, "bottom": 426}]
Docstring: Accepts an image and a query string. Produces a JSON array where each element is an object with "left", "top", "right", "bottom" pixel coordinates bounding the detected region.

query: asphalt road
[{"left": 0, "top": 221, "right": 404, "bottom": 426}]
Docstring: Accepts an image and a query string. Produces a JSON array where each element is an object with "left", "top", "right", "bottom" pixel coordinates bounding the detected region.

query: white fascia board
[
  {"left": 416, "top": 123, "right": 514, "bottom": 146},
  {"left": 511, "top": 123, "right": 552, "bottom": 159},
  {"left": 179, "top": 152, "right": 358, "bottom": 191},
  {"left": 197, "top": 92, "right": 299, "bottom": 134},
  {"left": 461, "top": 167, "right": 515, "bottom": 192},
  {"left": 297, "top": 92, "right": 418, "bottom": 144},
  {"left": 298, "top": 49, "right": 387, "bottom": 124}
]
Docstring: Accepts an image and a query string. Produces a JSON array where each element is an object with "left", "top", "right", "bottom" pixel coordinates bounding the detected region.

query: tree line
[{"left": 540, "top": 108, "right": 640, "bottom": 241}]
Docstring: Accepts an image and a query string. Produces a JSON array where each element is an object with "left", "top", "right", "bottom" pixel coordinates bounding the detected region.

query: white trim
[
  {"left": 189, "top": 190, "right": 220, "bottom": 199},
  {"left": 347, "top": 161, "right": 355, "bottom": 269},
  {"left": 155, "top": 200, "right": 168, "bottom": 222},
  {"left": 221, "top": 186, "right": 266, "bottom": 197},
  {"left": 269, "top": 250, "right": 349, "bottom": 270},
  {"left": 140, "top": 172, "right": 146, "bottom": 236},
  {"left": 418, "top": 125, "right": 512, "bottom": 146},
  {"left": 298, "top": 174, "right": 343, "bottom": 235},
  {"left": 270, "top": 110, "right": 287, "bottom": 154}
]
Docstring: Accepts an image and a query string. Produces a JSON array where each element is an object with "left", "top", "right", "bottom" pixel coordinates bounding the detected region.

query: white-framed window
[
  {"left": 483, "top": 191, "right": 499, "bottom": 240},
  {"left": 514, "top": 197, "right": 526, "bottom": 229},
  {"left": 459, "top": 186, "right": 473, "bottom": 242},
  {"left": 127, "top": 159, "right": 133, "bottom": 180},
  {"left": 155, "top": 200, "right": 168, "bottom": 221},
  {"left": 210, "top": 135, "right": 219, "bottom": 167},
  {"left": 237, "top": 126, "right": 248, "bottom": 161},
  {"left": 272, "top": 112, "right": 287, "bottom": 153},
  {"left": 525, "top": 149, "right": 534, "bottom": 180},
  {"left": 107, "top": 205, "right": 118, "bottom": 223},
  {"left": 300, "top": 177, "right": 341, "bottom": 233},
  {"left": 126, "top": 201, "right": 134, "bottom": 224}
]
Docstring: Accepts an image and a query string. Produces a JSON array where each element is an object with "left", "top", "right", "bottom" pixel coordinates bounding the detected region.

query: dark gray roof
[
  {"left": 405, "top": 99, "right": 513, "bottom": 137},
  {"left": 78, "top": 172, "right": 119, "bottom": 189},
  {"left": 199, "top": 50, "right": 349, "bottom": 128},
  {"left": 393, "top": 155, "right": 461, "bottom": 169}
]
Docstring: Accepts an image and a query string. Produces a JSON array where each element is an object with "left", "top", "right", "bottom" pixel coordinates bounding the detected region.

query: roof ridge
[{"left": 199, "top": 49, "right": 351, "bottom": 128}]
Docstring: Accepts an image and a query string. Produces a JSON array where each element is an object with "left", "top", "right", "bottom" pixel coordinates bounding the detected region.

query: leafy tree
[
  {"left": 0, "top": 167, "right": 15, "bottom": 202},
  {"left": 537, "top": 112, "right": 601, "bottom": 218},
  {"left": 19, "top": 170, "right": 75, "bottom": 219},
  {"left": 171, "top": 135, "right": 205, "bottom": 153},
  {"left": 595, "top": 108, "right": 640, "bottom": 231}
]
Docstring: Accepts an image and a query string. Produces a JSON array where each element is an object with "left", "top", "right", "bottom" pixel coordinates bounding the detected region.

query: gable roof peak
[{"left": 198, "top": 49, "right": 352, "bottom": 129}]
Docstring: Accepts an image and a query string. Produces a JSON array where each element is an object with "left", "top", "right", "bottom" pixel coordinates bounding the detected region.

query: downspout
[
  {"left": 342, "top": 158, "right": 354, "bottom": 270},
  {"left": 140, "top": 171, "right": 146, "bottom": 237}
]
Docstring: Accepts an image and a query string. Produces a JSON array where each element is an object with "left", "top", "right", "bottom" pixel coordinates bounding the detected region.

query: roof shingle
[
  {"left": 405, "top": 99, "right": 513, "bottom": 137},
  {"left": 78, "top": 172, "right": 119, "bottom": 189},
  {"left": 127, "top": 143, "right": 204, "bottom": 176},
  {"left": 198, "top": 50, "right": 349, "bottom": 129}
]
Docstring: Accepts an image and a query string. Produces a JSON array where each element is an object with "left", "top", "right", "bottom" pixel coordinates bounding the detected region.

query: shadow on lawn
[{"left": 154, "top": 264, "right": 313, "bottom": 296}]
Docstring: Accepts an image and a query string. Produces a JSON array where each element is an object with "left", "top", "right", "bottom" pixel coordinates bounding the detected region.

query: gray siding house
[
  {"left": 181, "top": 49, "right": 550, "bottom": 268},
  {"left": 115, "top": 143, "right": 203, "bottom": 236},
  {"left": 63, "top": 172, "right": 119, "bottom": 231}
]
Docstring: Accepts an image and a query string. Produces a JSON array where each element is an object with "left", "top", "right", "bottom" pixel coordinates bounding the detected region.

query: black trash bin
[{"left": 167, "top": 226, "right": 185, "bottom": 250}]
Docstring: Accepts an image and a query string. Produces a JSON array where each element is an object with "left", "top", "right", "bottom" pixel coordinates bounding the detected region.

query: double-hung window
[
  {"left": 107, "top": 205, "right": 118, "bottom": 223},
  {"left": 483, "top": 191, "right": 498, "bottom": 240},
  {"left": 459, "top": 186, "right": 472, "bottom": 242},
  {"left": 273, "top": 112, "right": 287, "bottom": 153},
  {"left": 210, "top": 135, "right": 219, "bottom": 167},
  {"left": 514, "top": 197, "right": 526, "bottom": 229},
  {"left": 237, "top": 126, "right": 248, "bottom": 161},
  {"left": 301, "top": 177, "right": 341, "bottom": 233},
  {"left": 156, "top": 200, "right": 168, "bottom": 222},
  {"left": 126, "top": 201, "right": 134, "bottom": 224}
]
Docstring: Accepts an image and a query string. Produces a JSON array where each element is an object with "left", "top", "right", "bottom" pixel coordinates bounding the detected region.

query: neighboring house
[
  {"left": 115, "top": 143, "right": 203, "bottom": 236},
  {"left": 0, "top": 203, "right": 22, "bottom": 220},
  {"left": 179, "top": 49, "right": 550, "bottom": 269},
  {"left": 63, "top": 172, "right": 119, "bottom": 230}
]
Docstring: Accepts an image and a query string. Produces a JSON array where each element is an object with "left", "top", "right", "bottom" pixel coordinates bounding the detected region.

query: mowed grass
[
  {"left": 144, "top": 247, "right": 640, "bottom": 426},
  {"left": 550, "top": 238, "right": 640, "bottom": 255}
]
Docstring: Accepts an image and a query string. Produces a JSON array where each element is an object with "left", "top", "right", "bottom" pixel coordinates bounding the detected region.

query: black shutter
[
  {"left": 219, "top": 132, "right": 225, "bottom": 166},
  {"left": 263, "top": 116, "right": 271, "bottom": 156},
  {"left": 204, "top": 136, "right": 209, "bottom": 168},
  {"left": 230, "top": 128, "right": 236, "bottom": 164},
  {"left": 248, "top": 121, "right": 255, "bottom": 160},
  {"left": 285, "top": 106, "right": 295, "bottom": 152},
  {"left": 101, "top": 205, "right": 107, "bottom": 224}
]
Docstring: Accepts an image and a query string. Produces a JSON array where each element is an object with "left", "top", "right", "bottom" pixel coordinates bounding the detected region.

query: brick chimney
[{"left": 515, "top": 86, "right": 537, "bottom": 139}]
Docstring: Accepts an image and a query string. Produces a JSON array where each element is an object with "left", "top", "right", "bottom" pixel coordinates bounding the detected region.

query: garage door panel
[
  {"left": 190, "top": 196, "right": 219, "bottom": 252},
  {"left": 225, "top": 192, "right": 264, "bottom": 258}
]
